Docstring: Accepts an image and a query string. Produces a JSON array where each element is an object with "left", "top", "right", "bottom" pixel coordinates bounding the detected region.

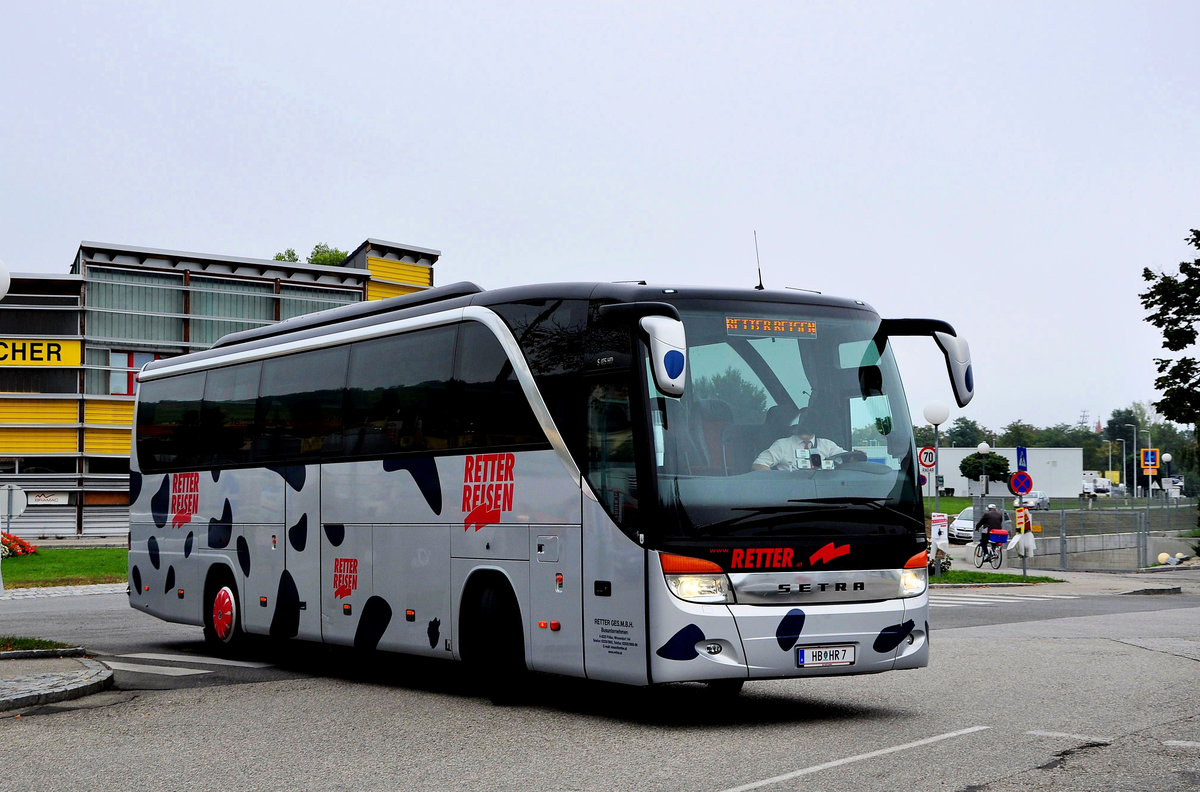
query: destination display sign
[{"left": 725, "top": 317, "right": 818, "bottom": 337}]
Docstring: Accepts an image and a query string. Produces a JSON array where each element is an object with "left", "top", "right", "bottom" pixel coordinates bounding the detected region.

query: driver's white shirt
[{"left": 753, "top": 435, "right": 846, "bottom": 470}]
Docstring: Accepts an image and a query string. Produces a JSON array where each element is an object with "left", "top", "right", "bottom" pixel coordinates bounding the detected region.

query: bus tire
[
  {"left": 470, "top": 582, "right": 527, "bottom": 705},
  {"left": 203, "top": 570, "right": 244, "bottom": 652}
]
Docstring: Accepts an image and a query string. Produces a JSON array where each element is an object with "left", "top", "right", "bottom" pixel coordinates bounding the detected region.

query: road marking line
[
  {"left": 1026, "top": 730, "right": 1112, "bottom": 743},
  {"left": 716, "top": 726, "right": 990, "bottom": 792},
  {"left": 104, "top": 660, "right": 211, "bottom": 677},
  {"left": 120, "top": 652, "right": 272, "bottom": 669},
  {"left": 1164, "top": 741, "right": 1200, "bottom": 748}
]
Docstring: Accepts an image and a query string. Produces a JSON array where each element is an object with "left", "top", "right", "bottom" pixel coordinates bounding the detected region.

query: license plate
[{"left": 796, "top": 644, "right": 855, "bottom": 667}]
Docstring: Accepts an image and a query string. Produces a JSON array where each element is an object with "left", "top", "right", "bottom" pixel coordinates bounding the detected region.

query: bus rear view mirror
[
  {"left": 639, "top": 315, "right": 687, "bottom": 397},
  {"left": 933, "top": 331, "right": 973, "bottom": 408},
  {"left": 877, "top": 318, "right": 974, "bottom": 408}
]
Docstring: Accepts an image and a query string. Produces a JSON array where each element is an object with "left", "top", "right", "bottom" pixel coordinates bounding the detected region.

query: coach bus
[{"left": 129, "top": 280, "right": 973, "bottom": 695}]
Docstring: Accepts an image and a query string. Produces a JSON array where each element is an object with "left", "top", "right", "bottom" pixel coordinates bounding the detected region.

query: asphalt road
[{"left": 2, "top": 591, "right": 1198, "bottom": 792}]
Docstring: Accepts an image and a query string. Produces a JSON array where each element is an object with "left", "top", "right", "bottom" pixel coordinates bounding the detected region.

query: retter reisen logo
[
  {"left": 462, "top": 452, "right": 516, "bottom": 530},
  {"left": 169, "top": 472, "right": 200, "bottom": 529}
]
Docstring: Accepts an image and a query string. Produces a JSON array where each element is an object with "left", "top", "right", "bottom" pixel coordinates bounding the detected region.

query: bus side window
[
  {"left": 586, "top": 382, "right": 638, "bottom": 526},
  {"left": 344, "top": 326, "right": 457, "bottom": 456},
  {"left": 453, "top": 322, "right": 544, "bottom": 450},
  {"left": 202, "top": 361, "right": 261, "bottom": 467},
  {"left": 259, "top": 346, "right": 349, "bottom": 463},
  {"left": 136, "top": 372, "right": 206, "bottom": 472}
]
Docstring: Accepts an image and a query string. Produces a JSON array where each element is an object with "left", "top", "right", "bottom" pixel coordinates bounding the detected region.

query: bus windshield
[{"left": 646, "top": 301, "right": 921, "bottom": 541}]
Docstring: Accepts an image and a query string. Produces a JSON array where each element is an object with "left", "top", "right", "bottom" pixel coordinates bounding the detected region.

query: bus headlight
[
  {"left": 899, "top": 551, "right": 928, "bottom": 597},
  {"left": 660, "top": 553, "right": 736, "bottom": 604}
]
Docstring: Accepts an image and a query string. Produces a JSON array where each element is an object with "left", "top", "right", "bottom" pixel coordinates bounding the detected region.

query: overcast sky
[{"left": 2, "top": 1, "right": 1196, "bottom": 433}]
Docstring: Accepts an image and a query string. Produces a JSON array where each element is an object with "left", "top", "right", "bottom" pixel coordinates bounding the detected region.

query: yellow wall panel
[
  {"left": 85, "top": 400, "right": 135, "bottom": 426},
  {"left": 366, "top": 257, "right": 432, "bottom": 287},
  {"left": 367, "top": 281, "right": 421, "bottom": 301},
  {"left": 0, "top": 399, "right": 77, "bottom": 424},
  {"left": 84, "top": 428, "right": 130, "bottom": 454},
  {"left": 0, "top": 427, "right": 78, "bottom": 453}
]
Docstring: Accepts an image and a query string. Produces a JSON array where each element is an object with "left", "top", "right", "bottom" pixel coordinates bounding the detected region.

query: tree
[
  {"left": 271, "top": 244, "right": 349, "bottom": 266},
  {"left": 912, "top": 424, "right": 937, "bottom": 448},
  {"left": 945, "top": 417, "right": 988, "bottom": 448},
  {"left": 308, "top": 243, "right": 349, "bottom": 267},
  {"left": 958, "top": 451, "right": 1010, "bottom": 481},
  {"left": 998, "top": 420, "right": 1038, "bottom": 448},
  {"left": 1141, "top": 229, "right": 1200, "bottom": 508}
]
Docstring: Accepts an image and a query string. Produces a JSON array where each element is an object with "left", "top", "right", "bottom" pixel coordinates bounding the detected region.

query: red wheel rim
[{"left": 212, "top": 587, "right": 235, "bottom": 642}]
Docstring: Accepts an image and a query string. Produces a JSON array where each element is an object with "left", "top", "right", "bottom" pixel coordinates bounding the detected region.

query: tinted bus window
[
  {"left": 136, "top": 372, "right": 206, "bottom": 472},
  {"left": 202, "top": 362, "right": 262, "bottom": 467},
  {"left": 454, "top": 322, "right": 545, "bottom": 450},
  {"left": 259, "top": 346, "right": 349, "bottom": 462},
  {"left": 344, "top": 326, "right": 457, "bottom": 456}
]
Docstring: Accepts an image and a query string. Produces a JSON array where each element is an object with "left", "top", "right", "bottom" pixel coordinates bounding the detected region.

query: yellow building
[{"left": 0, "top": 239, "right": 436, "bottom": 537}]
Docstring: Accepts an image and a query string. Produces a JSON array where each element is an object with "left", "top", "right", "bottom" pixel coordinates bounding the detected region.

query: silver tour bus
[{"left": 129, "top": 281, "right": 972, "bottom": 696}]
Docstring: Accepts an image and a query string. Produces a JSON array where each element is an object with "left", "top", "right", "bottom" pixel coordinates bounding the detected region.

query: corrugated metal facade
[{"left": 1, "top": 239, "right": 438, "bottom": 537}]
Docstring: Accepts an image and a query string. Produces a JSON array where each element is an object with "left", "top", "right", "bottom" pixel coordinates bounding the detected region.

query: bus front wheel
[{"left": 467, "top": 583, "right": 527, "bottom": 704}]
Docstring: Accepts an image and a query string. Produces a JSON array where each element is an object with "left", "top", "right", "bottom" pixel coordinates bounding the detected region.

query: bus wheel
[
  {"left": 474, "top": 584, "right": 527, "bottom": 705},
  {"left": 204, "top": 579, "right": 244, "bottom": 652}
]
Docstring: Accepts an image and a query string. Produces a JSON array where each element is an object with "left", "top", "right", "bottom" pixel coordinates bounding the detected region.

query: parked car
[
  {"left": 1013, "top": 490, "right": 1050, "bottom": 510},
  {"left": 948, "top": 507, "right": 1014, "bottom": 544}
]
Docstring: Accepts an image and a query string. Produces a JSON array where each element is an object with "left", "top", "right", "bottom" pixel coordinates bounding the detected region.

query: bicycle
[{"left": 973, "top": 535, "right": 1004, "bottom": 569}]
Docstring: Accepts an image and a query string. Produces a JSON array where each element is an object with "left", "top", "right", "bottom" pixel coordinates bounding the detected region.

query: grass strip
[
  {"left": 0, "top": 635, "right": 75, "bottom": 652},
  {"left": 1, "top": 547, "right": 127, "bottom": 588},
  {"left": 932, "top": 569, "right": 1061, "bottom": 584}
]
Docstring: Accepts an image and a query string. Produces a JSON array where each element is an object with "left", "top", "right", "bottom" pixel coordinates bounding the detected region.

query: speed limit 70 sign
[{"left": 919, "top": 446, "right": 937, "bottom": 469}]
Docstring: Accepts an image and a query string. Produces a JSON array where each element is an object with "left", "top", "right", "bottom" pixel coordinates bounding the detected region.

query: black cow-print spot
[
  {"left": 324, "top": 522, "right": 345, "bottom": 547},
  {"left": 210, "top": 469, "right": 221, "bottom": 483},
  {"left": 163, "top": 565, "right": 176, "bottom": 595},
  {"left": 131, "top": 565, "right": 142, "bottom": 595},
  {"left": 269, "top": 570, "right": 301, "bottom": 639},
  {"left": 427, "top": 617, "right": 441, "bottom": 649},
  {"left": 775, "top": 608, "right": 806, "bottom": 652},
  {"left": 382, "top": 457, "right": 443, "bottom": 515},
  {"left": 268, "top": 465, "right": 306, "bottom": 492},
  {"left": 656, "top": 623, "right": 705, "bottom": 661},
  {"left": 151, "top": 477, "right": 170, "bottom": 530},
  {"left": 236, "top": 536, "right": 251, "bottom": 577},
  {"left": 208, "top": 499, "right": 233, "bottom": 548},
  {"left": 129, "top": 471, "right": 142, "bottom": 504},
  {"left": 354, "top": 596, "right": 393, "bottom": 651},
  {"left": 288, "top": 514, "right": 308, "bottom": 552},
  {"left": 147, "top": 535, "right": 161, "bottom": 570},
  {"left": 184, "top": 531, "right": 194, "bottom": 558},
  {"left": 873, "top": 619, "right": 916, "bottom": 654}
]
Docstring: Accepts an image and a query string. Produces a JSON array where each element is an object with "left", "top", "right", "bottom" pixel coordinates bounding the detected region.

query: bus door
[
  {"left": 320, "top": 468, "right": 374, "bottom": 648},
  {"left": 285, "top": 463, "right": 323, "bottom": 643}
]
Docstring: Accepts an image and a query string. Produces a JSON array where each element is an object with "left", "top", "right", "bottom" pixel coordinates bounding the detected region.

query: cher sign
[{"left": 0, "top": 339, "right": 81, "bottom": 366}]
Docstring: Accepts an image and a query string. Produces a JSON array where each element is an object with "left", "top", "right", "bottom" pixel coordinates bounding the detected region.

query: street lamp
[
  {"left": 976, "top": 441, "right": 990, "bottom": 496},
  {"left": 1141, "top": 428, "right": 1152, "bottom": 502},
  {"left": 1124, "top": 423, "right": 1137, "bottom": 497},
  {"left": 924, "top": 402, "right": 949, "bottom": 514},
  {"left": 1117, "top": 438, "right": 1126, "bottom": 496}
]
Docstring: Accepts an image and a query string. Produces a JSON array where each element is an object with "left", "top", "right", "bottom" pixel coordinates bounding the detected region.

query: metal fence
[{"left": 979, "top": 497, "right": 1199, "bottom": 572}]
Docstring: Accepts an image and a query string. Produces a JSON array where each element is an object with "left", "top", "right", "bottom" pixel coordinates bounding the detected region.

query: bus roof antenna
[{"left": 754, "top": 230, "right": 764, "bottom": 290}]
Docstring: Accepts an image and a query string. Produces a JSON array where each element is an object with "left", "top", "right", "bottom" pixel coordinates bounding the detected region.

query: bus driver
[{"left": 752, "top": 410, "right": 845, "bottom": 471}]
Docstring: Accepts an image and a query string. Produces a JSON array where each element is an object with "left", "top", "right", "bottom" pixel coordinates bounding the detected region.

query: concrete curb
[{"left": 0, "top": 651, "right": 114, "bottom": 713}]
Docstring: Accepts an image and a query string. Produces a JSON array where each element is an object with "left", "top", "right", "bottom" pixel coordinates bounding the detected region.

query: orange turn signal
[
  {"left": 660, "top": 553, "right": 725, "bottom": 575},
  {"left": 904, "top": 551, "right": 928, "bottom": 569}
]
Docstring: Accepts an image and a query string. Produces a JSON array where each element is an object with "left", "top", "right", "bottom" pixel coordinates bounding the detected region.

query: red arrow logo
[{"left": 809, "top": 542, "right": 850, "bottom": 566}]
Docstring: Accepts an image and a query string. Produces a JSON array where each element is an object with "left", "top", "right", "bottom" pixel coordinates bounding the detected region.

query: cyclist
[{"left": 974, "top": 504, "right": 1003, "bottom": 562}]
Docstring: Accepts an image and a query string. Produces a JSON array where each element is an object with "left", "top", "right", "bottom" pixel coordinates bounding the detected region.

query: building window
[{"left": 110, "top": 351, "right": 158, "bottom": 395}]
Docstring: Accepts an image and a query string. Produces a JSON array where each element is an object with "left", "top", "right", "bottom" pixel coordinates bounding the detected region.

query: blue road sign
[{"left": 1016, "top": 446, "right": 1028, "bottom": 472}]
